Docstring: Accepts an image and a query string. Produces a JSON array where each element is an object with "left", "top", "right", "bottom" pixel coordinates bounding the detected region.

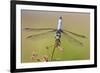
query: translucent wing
[
  {"left": 24, "top": 28, "right": 56, "bottom": 31},
  {"left": 26, "top": 30, "right": 56, "bottom": 39},
  {"left": 63, "top": 29, "right": 87, "bottom": 38},
  {"left": 61, "top": 30, "right": 84, "bottom": 46}
]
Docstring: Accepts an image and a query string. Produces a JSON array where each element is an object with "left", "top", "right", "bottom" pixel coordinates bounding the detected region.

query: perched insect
[
  {"left": 24, "top": 16, "right": 86, "bottom": 46},
  {"left": 25, "top": 16, "right": 87, "bottom": 61}
]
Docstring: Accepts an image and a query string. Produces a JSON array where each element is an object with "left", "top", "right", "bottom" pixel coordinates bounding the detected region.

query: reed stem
[{"left": 51, "top": 47, "right": 56, "bottom": 61}]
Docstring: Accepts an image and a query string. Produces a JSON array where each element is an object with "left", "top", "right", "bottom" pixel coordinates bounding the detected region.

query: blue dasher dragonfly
[{"left": 23, "top": 16, "right": 87, "bottom": 60}]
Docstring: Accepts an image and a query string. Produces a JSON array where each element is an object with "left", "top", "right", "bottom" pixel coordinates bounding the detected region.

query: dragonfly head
[{"left": 58, "top": 16, "right": 62, "bottom": 19}]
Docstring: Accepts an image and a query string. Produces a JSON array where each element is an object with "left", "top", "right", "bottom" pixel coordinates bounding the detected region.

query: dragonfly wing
[
  {"left": 24, "top": 28, "right": 56, "bottom": 31},
  {"left": 26, "top": 30, "right": 56, "bottom": 39},
  {"left": 62, "top": 31, "right": 84, "bottom": 46},
  {"left": 63, "top": 29, "right": 87, "bottom": 38}
]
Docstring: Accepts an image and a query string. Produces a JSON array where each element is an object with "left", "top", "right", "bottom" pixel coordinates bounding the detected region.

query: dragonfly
[
  {"left": 24, "top": 16, "right": 87, "bottom": 45},
  {"left": 24, "top": 16, "right": 87, "bottom": 60}
]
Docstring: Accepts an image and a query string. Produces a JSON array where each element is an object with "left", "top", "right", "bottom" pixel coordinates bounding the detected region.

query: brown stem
[
  {"left": 51, "top": 39, "right": 61, "bottom": 61},
  {"left": 51, "top": 46, "right": 56, "bottom": 61}
]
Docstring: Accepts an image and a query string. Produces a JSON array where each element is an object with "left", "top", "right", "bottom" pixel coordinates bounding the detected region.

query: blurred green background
[{"left": 21, "top": 10, "right": 90, "bottom": 63}]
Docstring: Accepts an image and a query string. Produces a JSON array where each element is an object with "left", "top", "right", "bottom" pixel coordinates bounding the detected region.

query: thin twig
[{"left": 51, "top": 46, "right": 56, "bottom": 61}]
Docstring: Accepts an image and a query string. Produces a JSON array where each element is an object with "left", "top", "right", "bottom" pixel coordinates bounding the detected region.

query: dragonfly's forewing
[
  {"left": 63, "top": 29, "right": 87, "bottom": 38},
  {"left": 24, "top": 28, "right": 56, "bottom": 31}
]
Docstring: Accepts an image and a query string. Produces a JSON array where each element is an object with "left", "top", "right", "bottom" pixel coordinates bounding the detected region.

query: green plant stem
[{"left": 51, "top": 47, "right": 56, "bottom": 61}]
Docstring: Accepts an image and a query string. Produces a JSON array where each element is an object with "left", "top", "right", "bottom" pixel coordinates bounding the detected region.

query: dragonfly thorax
[{"left": 55, "top": 31, "right": 61, "bottom": 39}]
